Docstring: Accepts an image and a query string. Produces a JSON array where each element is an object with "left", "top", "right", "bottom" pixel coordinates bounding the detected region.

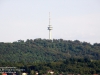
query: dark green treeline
[
  {"left": 0, "top": 58, "right": 100, "bottom": 75},
  {"left": 0, "top": 38, "right": 100, "bottom": 63}
]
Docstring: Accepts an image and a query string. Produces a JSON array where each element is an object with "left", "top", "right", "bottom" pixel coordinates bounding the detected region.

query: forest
[
  {"left": 0, "top": 38, "right": 100, "bottom": 63},
  {"left": 0, "top": 58, "right": 100, "bottom": 75},
  {"left": 0, "top": 38, "right": 100, "bottom": 74}
]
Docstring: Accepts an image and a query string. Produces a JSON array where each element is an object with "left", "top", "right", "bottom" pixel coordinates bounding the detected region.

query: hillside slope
[{"left": 0, "top": 39, "right": 100, "bottom": 63}]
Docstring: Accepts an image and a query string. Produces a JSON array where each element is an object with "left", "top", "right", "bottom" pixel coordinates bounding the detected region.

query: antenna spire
[{"left": 49, "top": 12, "right": 50, "bottom": 25}]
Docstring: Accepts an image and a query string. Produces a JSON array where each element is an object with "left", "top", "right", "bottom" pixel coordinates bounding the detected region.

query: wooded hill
[
  {"left": 0, "top": 39, "right": 100, "bottom": 63},
  {"left": 1, "top": 58, "right": 100, "bottom": 74}
]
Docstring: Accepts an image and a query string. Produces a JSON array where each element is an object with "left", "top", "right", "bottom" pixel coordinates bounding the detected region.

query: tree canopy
[{"left": 0, "top": 39, "right": 100, "bottom": 63}]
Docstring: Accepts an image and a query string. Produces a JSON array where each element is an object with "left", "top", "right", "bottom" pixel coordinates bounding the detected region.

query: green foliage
[
  {"left": 2, "top": 58, "right": 100, "bottom": 74},
  {"left": 0, "top": 39, "right": 100, "bottom": 63}
]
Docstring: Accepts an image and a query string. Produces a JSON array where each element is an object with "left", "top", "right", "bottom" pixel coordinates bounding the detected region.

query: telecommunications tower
[{"left": 48, "top": 12, "right": 53, "bottom": 40}]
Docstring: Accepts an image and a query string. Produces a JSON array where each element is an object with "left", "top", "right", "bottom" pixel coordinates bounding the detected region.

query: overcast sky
[{"left": 0, "top": 0, "right": 100, "bottom": 44}]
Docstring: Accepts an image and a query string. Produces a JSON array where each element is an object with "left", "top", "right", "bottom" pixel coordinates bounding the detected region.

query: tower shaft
[
  {"left": 49, "top": 30, "right": 51, "bottom": 40},
  {"left": 48, "top": 12, "right": 53, "bottom": 40}
]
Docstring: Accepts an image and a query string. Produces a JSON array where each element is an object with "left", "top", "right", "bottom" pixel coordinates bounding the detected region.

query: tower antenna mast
[{"left": 48, "top": 12, "right": 53, "bottom": 40}]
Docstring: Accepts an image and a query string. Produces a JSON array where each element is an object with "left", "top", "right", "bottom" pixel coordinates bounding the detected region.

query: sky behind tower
[{"left": 0, "top": 0, "right": 100, "bottom": 44}]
